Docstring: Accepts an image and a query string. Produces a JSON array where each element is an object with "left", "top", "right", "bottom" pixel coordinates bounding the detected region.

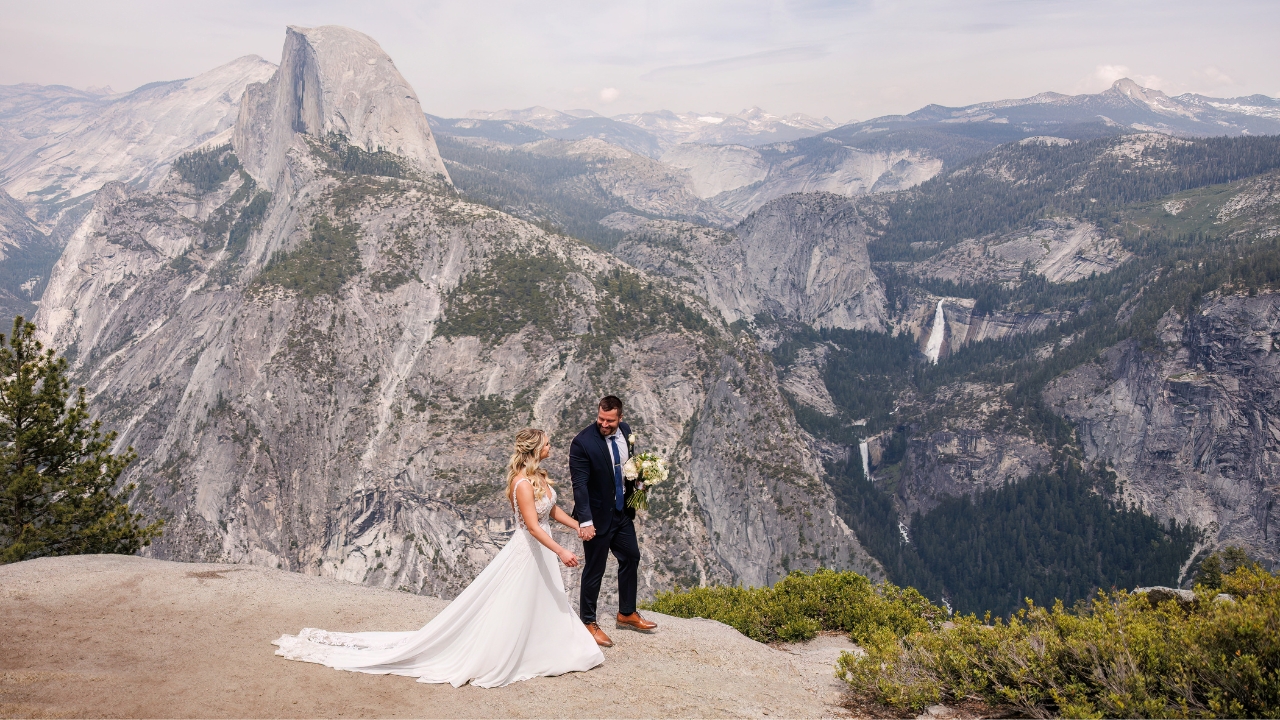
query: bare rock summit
[{"left": 234, "top": 25, "right": 449, "bottom": 189}]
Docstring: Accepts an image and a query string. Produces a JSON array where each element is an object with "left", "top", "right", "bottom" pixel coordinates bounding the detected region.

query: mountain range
[{"left": 2, "top": 26, "right": 1278, "bottom": 615}]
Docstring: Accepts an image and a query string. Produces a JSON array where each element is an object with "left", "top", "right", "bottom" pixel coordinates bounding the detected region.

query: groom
[{"left": 569, "top": 395, "right": 658, "bottom": 647}]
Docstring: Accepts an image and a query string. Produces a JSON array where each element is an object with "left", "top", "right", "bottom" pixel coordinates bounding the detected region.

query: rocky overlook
[
  {"left": 30, "top": 27, "right": 878, "bottom": 608},
  {"left": 5, "top": 22, "right": 1280, "bottom": 623}
]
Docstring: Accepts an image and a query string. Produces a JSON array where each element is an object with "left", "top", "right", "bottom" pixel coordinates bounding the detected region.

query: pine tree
[{"left": 0, "top": 317, "right": 162, "bottom": 563}]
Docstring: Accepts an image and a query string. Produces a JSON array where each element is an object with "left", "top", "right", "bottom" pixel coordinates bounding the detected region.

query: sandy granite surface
[{"left": 1, "top": 555, "right": 852, "bottom": 718}]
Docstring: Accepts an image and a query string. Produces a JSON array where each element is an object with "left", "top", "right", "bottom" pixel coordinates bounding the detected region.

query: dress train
[{"left": 273, "top": 483, "right": 604, "bottom": 688}]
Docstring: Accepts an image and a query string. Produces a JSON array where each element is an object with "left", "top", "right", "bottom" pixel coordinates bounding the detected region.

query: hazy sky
[{"left": 2, "top": 0, "right": 1277, "bottom": 122}]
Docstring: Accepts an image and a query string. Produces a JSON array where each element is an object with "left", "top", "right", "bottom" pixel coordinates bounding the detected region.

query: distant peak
[
  {"left": 233, "top": 25, "right": 448, "bottom": 189},
  {"left": 1110, "top": 77, "right": 1169, "bottom": 100}
]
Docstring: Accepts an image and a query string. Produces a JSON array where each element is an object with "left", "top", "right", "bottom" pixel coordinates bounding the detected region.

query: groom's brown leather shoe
[
  {"left": 585, "top": 622, "right": 613, "bottom": 647},
  {"left": 616, "top": 612, "right": 657, "bottom": 632}
]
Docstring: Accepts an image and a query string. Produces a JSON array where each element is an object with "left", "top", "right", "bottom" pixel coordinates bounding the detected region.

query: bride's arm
[
  {"left": 515, "top": 480, "right": 579, "bottom": 568},
  {"left": 550, "top": 505, "right": 579, "bottom": 531}
]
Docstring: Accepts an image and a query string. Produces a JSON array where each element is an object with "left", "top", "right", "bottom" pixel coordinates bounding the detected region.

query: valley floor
[{"left": 1, "top": 556, "right": 850, "bottom": 718}]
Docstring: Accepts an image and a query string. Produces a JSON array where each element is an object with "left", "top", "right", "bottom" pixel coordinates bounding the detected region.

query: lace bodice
[{"left": 512, "top": 478, "right": 555, "bottom": 532}]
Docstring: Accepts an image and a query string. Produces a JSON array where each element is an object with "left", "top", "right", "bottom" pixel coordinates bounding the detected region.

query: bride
[{"left": 273, "top": 428, "right": 605, "bottom": 687}]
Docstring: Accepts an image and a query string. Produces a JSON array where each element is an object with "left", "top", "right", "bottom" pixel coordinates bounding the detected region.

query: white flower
[{"left": 622, "top": 457, "right": 639, "bottom": 481}]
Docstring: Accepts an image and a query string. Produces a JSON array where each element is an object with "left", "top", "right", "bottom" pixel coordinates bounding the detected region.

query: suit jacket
[{"left": 569, "top": 421, "right": 634, "bottom": 536}]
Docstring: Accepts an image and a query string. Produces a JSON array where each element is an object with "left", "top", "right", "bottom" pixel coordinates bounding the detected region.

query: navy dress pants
[{"left": 579, "top": 509, "right": 640, "bottom": 623}]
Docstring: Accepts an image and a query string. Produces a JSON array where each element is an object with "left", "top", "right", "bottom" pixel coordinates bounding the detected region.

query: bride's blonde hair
[{"left": 506, "top": 428, "right": 552, "bottom": 504}]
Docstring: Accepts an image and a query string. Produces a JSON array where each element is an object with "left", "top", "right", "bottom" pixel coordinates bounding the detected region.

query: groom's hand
[{"left": 578, "top": 525, "right": 596, "bottom": 541}]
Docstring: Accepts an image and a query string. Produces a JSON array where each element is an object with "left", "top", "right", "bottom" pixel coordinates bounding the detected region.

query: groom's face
[{"left": 596, "top": 407, "right": 621, "bottom": 437}]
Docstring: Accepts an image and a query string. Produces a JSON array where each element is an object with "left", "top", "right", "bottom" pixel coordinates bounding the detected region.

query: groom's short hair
[{"left": 598, "top": 395, "right": 623, "bottom": 414}]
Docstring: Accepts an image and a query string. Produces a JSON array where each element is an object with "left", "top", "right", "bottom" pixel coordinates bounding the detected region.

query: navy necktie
[{"left": 609, "top": 435, "right": 624, "bottom": 511}]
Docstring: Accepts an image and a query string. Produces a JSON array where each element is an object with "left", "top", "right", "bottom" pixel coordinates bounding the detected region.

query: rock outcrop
[
  {"left": 1046, "top": 295, "right": 1280, "bottom": 568},
  {"left": 857, "top": 381, "right": 1052, "bottom": 518},
  {"left": 707, "top": 144, "right": 942, "bottom": 220},
  {"left": 654, "top": 141, "right": 942, "bottom": 221},
  {"left": 1, "top": 555, "right": 848, "bottom": 718},
  {"left": 889, "top": 294, "right": 1065, "bottom": 362},
  {"left": 911, "top": 218, "right": 1131, "bottom": 285},
  {"left": 613, "top": 193, "right": 886, "bottom": 331},
  {"left": 234, "top": 25, "right": 449, "bottom": 190}
]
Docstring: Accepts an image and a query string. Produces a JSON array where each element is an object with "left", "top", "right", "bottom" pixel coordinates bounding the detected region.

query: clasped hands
[{"left": 577, "top": 524, "right": 596, "bottom": 541}]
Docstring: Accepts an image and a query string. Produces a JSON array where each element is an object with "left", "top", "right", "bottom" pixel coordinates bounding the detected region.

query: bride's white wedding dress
[{"left": 273, "top": 480, "right": 605, "bottom": 687}]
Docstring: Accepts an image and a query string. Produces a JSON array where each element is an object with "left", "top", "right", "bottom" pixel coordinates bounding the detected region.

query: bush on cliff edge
[
  {"left": 644, "top": 568, "right": 947, "bottom": 644},
  {"left": 839, "top": 565, "right": 1280, "bottom": 718}
]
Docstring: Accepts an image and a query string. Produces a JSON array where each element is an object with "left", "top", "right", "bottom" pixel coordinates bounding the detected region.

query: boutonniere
[{"left": 627, "top": 433, "right": 636, "bottom": 453}]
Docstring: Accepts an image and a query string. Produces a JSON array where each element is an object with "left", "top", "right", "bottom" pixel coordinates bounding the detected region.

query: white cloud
[
  {"left": 1192, "top": 65, "right": 1235, "bottom": 92},
  {"left": 599, "top": 87, "right": 621, "bottom": 102},
  {"left": 1075, "top": 65, "right": 1166, "bottom": 93},
  {"left": 639, "top": 44, "right": 829, "bottom": 83}
]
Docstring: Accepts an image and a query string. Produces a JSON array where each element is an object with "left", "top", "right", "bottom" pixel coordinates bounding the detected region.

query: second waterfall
[{"left": 925, "top": 299, "right": 946, "bottom": 364}]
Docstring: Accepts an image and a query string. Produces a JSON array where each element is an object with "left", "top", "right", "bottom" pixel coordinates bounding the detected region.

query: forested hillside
[{"left": 761, "top": 134, "right": 1280, "bottom": 615}]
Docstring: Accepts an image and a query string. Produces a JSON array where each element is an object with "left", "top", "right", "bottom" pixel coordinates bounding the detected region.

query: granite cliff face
[
  {"left": 234, "top": 25, "right": 448, "bottom": 190},
  {"left": 610, "top": 193, "right": 886, "bottom": 331},
  {"left": 678, "top": 143, "right": 943, "bottom": 220},
  {"left": 887, "top": 294, "right": 1067, "bottom": 363},
  {"left": 1046, "top": 296, "right": 1280, "bottom": 569},
  {"left": 1, "top": 56, "right": 275, "bottom": 225},
  {"left": 32, "top": 28, "right": 877, "bottom": 604},
  {"left": 0, "top": 56, "right": 275, "bottom": 323},
  {"left": 911, "top": 218, "right": 1131, "bottom": 286}
]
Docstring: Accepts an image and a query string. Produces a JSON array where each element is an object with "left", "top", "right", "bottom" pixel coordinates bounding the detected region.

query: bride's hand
[{"left": 557, "top": 548, "right": 580, "bottom": 568}]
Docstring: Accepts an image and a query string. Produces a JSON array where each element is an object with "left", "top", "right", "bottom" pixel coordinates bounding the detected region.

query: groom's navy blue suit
[{"left": 570, "top": 420, "right": 639, "bottom": 624}]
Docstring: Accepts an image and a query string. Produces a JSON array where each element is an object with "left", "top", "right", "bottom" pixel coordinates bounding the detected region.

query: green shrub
[
  {"left": 838, "top": 566, "right": 1280, "bottom": 718},
  {"left": 172, "top": 145, "right": 239, "bottom": 194},
  {"left": 1194, "top": 546, "right": 1260, "bottom": 591},
  {"left": 580, "top": 267, "right": 711, "bottom": 356},
  {"left": 435, "top": 252, "right": 572, "bottom": 343},
  {"left": 256, "top": 216, "right": 361, "bottom": 297},
  {"left": 643, "top": 568, "right": 946, "bottom": 644},
  {"left": 312, "top": 134, "right": 405, "bottom": 178},
  {"left": 462, "top": 394, "right": 514, "bottom": 432},
  {"left": 224, "top": 191, "right": 272, "bottom": 262}
]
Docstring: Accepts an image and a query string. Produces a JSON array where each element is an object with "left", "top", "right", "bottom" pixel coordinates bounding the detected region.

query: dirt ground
[{"left": 1, "top": 555, "right": 854, "bottom": 718}]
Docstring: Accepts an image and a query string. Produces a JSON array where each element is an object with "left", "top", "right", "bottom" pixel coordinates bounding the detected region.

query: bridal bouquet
[{"left": 622, "top": 450, "right": 668, "bottom": 511}]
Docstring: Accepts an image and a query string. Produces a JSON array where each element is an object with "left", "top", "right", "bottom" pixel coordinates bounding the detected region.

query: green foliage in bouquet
[
  {"left": 643, "top": 568, "right": 946, "bottom": 643},
  {"left": 839, "top": 565, "right": 1280, "bottom": 718}
]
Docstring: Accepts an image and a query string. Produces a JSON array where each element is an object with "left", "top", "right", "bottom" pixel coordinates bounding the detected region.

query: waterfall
[
  {"left": 898, "top": 521, "right": 911, "bottom": 544},
  {"left": 924, "top": 299, "right": 946, "bottom": 364},
  {"left": 859, "top": 440, "right": 871, "bottom": 480}
]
